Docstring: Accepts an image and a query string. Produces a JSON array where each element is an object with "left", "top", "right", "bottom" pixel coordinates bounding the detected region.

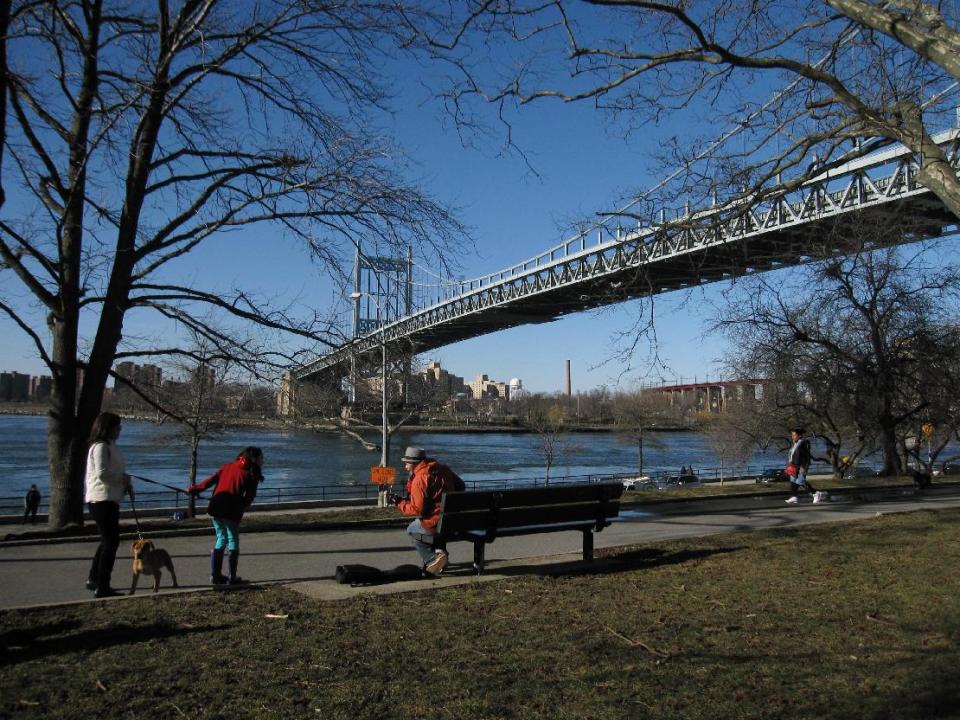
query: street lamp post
[
  {"left": 380, "top": 338, "right": 387, "bottom": 468},
  {"left": 351, "top": 291, "right": 390, "bottom": 506}
]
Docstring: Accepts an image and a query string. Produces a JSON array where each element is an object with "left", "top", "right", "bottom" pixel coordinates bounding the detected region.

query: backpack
[{"left": 334, "top": 564, "right": 424, "bottom": 585}]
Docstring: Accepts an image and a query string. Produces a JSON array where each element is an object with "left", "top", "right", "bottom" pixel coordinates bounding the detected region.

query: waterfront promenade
[{"left": 2, "top": 484, "right": 959, "bottom": 610}]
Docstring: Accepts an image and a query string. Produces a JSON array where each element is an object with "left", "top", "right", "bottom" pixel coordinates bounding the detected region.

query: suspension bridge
[{"left": 292, "top": 129, "right": 960, "bottom": 385}]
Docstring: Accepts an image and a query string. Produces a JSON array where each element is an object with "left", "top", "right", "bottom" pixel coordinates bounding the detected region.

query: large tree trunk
[
  {"left": 878, "top": 415, "right": 903, "bottom": 476},
  {"left": 46, "top": 314, "right": 83, "bottom": 528},
  {"left": 44, "top": 3, "right": 103, "bottom": 528}
]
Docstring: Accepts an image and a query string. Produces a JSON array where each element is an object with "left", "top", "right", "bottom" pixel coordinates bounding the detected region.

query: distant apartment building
[
  {"left": 469, "top": 373, "right": 510, "bottom": 401},
  {"left": 0, "top": 371, "right": 31, "bottom": 401},
  {"left": 419, "top": 361, "right": 468, "bottom": 398},
  {"left": 30, "top": 375, "right": 52, "bottom": 402},
  {"left": 190, "top": 363, "right": 216, "bottom": 389},
  {"left": 114, "top": 362, "right": 163, "bottom": 393}
]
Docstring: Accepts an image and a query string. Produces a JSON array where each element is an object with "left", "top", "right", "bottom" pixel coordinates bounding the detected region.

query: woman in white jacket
[{"left": 84, "top": 412, "right": 133, "bottom": 598}]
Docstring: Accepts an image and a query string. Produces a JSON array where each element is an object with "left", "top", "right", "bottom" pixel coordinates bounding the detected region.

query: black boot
[
  {"left": 227, "top": 549, "right": 246, "bottom": 585},
  {"left": 210, "top": 548, "right": 226, "bottom": 585}
]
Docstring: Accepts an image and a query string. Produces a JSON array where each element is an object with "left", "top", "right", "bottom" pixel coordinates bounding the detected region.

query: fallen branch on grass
[{"left": 603, "top": 625, "right": 670, "bottom": 658}]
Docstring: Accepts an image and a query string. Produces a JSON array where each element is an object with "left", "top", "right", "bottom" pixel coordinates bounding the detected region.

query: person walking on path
[
  {"left": 22, "top": 485, "right": 41, "bottom": 524},
  {"left": 388, "top": 446, "right": 465, "bottom": 576},
  {"left": 84, "top": 412, "right": 134, "bottom": 598},
  {"left": 188, "top": 447, "right": 264, "bottom": 586},
  {"left": 785, "top": 428, "right": 826, "bottom": 504}
]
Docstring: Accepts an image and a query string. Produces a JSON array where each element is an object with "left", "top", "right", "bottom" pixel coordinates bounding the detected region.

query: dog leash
[
  {"left": 130, "top": 474, "right": 184, "bottom": 494},
  {"left": 128, "top": 492, "right": 144, "bottom": 541}
]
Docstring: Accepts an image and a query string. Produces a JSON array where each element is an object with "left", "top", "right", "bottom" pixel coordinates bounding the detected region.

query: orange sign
[{"left": 370, "top": 466, "right": 396, "bottom": 485}]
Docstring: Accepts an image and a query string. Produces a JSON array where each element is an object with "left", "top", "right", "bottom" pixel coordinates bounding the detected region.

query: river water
[{"left": 1, "top": 414, "right": 788, "bottom": 505}]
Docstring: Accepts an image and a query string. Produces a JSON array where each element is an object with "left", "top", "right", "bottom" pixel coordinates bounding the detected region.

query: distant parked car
[
  {"left": 939, "top": 463, "right": 960, "bottom": 476},
  {"left": 755, "top": 468, "right": 788, "bottom": 484},
  {"left": 663, "top": 473, "right": 701, "bottom": 488},
  {"left": 622, "top": 476, "right": 654, "bottom": 491}
]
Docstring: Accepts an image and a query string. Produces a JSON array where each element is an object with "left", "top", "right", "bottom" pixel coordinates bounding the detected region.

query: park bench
[{"left": 434, "top": 482, "right": 624, "bottom": 574}]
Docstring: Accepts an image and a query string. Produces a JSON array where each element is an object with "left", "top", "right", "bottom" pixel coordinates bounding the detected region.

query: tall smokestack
[{"left": 565, "top": 359, "right": 571, "bottom": 398}]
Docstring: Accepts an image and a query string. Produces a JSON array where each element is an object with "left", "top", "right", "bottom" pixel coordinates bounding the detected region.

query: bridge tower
[
  {"left": 352, "top": 245, "right": 413, "bottom": 338},
  {"left": 348, "top": 244, "right": 414, "bottom": 407}
]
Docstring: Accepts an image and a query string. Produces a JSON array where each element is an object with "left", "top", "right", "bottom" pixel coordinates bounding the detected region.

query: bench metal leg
[
  {"left": 582, "top": 530, "right": 594, "bottom": 562},
  {"left": 473, "top": 541, "right": 486, "bottom": 575}
]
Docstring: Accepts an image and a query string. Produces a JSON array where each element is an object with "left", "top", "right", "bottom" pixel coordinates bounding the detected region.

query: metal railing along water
[{"left": 0, "top": 462, "right": 839, "bottom": 518}]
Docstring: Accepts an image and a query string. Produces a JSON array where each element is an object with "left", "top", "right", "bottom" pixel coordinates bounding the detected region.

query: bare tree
[
  {"left": 715, "top": 230, "right": 960, "bottom": 476},
  {"left": 521, "top": 398, "right": 572, "bottom": 484},
  {"left": 702, "top": 401, "right": 760, "bottom": 484},
  {"left": 424, "top": 0, "right": 960, "bottom": 220},
  {"left": 0, "top": 2, "right": 465, "bottom": 526},
  {"left": 611, "top": 390, "right": 668, "bottom": 475},
  {"left": 895, "top": 322, "right": 960, "bottom": 473},
  {"left": 157, "top": 354, "right": 231, "bottom": 518}
]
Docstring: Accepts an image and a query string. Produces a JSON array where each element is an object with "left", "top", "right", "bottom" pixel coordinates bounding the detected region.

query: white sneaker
[
  {"left": 785, "top": 496, "right": 799, "bottom": 504},
  {"left": 812, "top": 492, "right": 823, "bottom": 503},
  {"left": 424, "top": 550, "right": 448, "bottom": 576}
]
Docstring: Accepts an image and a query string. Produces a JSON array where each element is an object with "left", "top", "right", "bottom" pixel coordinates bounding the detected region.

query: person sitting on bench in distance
[{"left": 387, "top": 446, "right": 465, "bottom": 576}]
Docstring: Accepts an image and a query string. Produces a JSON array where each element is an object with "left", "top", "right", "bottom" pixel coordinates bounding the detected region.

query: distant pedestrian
[
  {"left": 84, "top": 412, "right": 134, "bottom": 598},
  {"left": 188, "top": 447, "right": 264, "bottom": 586},
  {"left": 785, "top": 428, "right": 826, "bottom": 504},
  {"left": 23, "top": 484, "right": 41, "bottom": 524},
  {"left": 387, "top": 446, "right": 465, "bottom": 576}
]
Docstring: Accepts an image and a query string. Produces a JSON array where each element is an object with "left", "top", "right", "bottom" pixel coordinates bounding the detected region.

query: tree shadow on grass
[
  {"left": 577, "top": 546, "right": 744, "bottom": 576},
  {"left": 455, "top": 546, "right": 745, "bottom": 581},
  {"left": 1, "top": 619, "right": 229, "bottom": 665}
]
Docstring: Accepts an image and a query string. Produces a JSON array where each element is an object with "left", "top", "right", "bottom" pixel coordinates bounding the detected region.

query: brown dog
[{"left": 130, "top": 539, "right": 178, "bottom": 595}]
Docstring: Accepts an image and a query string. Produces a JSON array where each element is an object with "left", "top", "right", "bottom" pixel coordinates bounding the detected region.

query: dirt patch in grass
[{"left": 3, "top": 508, "right": 960, "bottom": 719}]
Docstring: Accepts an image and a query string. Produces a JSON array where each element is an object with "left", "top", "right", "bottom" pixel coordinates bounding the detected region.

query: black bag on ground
[{"left": 334, "top": 564, "right": 424, "bottom": 585}]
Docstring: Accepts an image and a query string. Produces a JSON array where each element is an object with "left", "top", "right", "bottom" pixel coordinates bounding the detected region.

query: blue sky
[
  {"left": 366, "top": 71, "right": 735, "bottom": 393},
  {"left": 0, "top": 36, "right": 747, "bottom": 394}
]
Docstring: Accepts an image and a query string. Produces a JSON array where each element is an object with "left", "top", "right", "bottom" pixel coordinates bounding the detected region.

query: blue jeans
[
  {"left": 211, "top": 517, "right": 240, "bottom": 551},
  {"left": 790, "top": 470, "right": 814, "bottom": 495},
  {"left": 88, "top": 501, "right": 120, "bottom": 589},
  {"left": 407, "top": 519, "right": 439, "bottom": 565}
]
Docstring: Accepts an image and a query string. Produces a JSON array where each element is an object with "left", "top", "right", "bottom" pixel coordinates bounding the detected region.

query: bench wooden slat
[
  {"left": 440, "top": 483, "right": 623, "bottom": 514},
  {"left": 438, "top": 501, "right": 621, "bottom": 535}
]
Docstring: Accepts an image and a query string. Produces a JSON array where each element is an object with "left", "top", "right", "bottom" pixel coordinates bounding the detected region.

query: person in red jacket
[
  {"left": 188, "top": 447, "right": 264, "bottom": 585},
  {"left": 388, "top": 446, "right": 465, "bottom": 576}
]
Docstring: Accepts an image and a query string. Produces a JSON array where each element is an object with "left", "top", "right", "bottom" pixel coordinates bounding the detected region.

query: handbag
[{"left": 785, "top": 463, "right": 799, "bottom": 478}]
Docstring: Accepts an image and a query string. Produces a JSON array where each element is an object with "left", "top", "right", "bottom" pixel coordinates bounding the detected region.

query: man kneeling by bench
[{"left": 387, "top": 446, "right": 465, "bottom": 577}]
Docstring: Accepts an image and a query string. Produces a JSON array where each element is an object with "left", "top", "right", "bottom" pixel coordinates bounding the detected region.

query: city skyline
[{"left": 1, "top": 357, "right": 738, "bottom": 405}]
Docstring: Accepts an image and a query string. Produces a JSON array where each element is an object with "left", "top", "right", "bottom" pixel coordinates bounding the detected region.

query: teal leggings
[{"left": 211, "top": 517, "right": 241, "bottom": 551}]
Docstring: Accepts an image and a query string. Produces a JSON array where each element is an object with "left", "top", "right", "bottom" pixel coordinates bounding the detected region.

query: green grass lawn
[{"left": 3, "top": 507, "right": 960, "bottom": 719}]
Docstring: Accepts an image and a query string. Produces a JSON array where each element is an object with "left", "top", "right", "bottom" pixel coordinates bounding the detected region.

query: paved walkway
[{"left": 2, "top": 487, "right": 958, "bottom": 610}]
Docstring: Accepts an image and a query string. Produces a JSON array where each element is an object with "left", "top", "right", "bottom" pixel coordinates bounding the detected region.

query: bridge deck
[{"left": 295, "top": 132, "right": 959, "bottom": 381}]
